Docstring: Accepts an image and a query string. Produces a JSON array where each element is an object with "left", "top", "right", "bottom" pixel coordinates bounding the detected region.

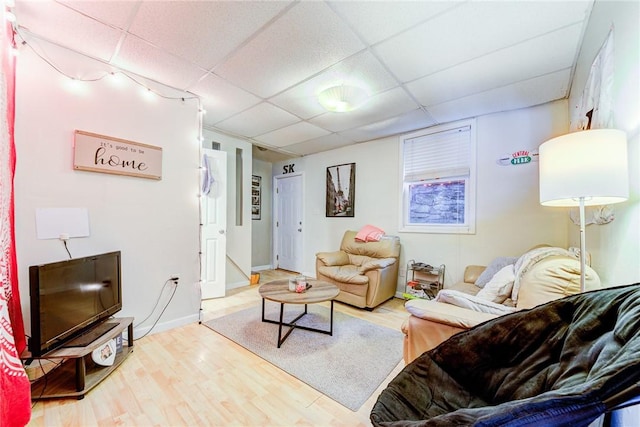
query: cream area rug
[{"left": 203, "top": 303, "right": 403, "bottom": 411}]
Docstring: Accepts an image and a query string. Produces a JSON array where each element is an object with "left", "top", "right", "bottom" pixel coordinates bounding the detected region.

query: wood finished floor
[{"left": 27, "top": 270, "right": 409, "bottom": 426}]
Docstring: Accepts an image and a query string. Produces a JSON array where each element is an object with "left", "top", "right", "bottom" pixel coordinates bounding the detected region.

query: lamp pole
[{"left": 578, "top": 197, "right": 586, "bottom": 292}]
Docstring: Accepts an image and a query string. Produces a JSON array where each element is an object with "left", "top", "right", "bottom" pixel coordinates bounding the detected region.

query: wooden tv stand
[{"left": 23, "top": 317, "right": 134, "bottom": 400}]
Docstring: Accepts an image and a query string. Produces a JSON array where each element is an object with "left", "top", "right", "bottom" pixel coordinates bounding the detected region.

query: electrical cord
[
  {"left": 63, "top": 240, "right": 72, "bottom": 259},
  {"left": 134, "top": 279, "right": 178, "bottom": 341},
  {"left": 30, "top": 358, "right": 65, "bottom": 407}
]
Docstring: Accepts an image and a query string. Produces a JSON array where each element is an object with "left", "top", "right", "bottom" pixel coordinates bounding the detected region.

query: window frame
[{"left": 399, "top": 119, "right": 477, "bottom": 234}]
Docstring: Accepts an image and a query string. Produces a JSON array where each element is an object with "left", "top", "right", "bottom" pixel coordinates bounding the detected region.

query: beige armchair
[{"left": 315, "top": 230, "right": 401, "bottom": 310}]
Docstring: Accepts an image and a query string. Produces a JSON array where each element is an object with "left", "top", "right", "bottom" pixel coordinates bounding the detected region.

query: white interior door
[
  {"left": 200, "top": 149, "right": 227, "bottom": 299},
  {"left": 275, "top": 174, "right": 303, "bottom": 272}
]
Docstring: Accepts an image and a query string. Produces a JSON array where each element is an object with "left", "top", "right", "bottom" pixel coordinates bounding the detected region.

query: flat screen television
[{"left": 29, "top": 251, "right": 122, "bottom": 356}]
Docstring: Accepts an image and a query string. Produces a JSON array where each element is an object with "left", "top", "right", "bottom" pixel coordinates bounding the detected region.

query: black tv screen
[{"left": 29, "top": 251, "right": 122, "bottom": 356}]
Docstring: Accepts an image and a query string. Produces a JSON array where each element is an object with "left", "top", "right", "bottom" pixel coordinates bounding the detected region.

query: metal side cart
[{"left": 404, "top": 260, "right": 445, "bottom": 300}]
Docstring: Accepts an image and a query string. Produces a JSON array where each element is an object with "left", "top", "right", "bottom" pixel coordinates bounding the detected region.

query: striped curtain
[{"left": 1, "top": 10, "right": 31, "bottom": 427}]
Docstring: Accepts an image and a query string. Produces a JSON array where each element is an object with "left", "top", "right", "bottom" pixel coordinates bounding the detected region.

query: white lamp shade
[{"left": 539, "top": 129, "right": 628, "bottom": 207}]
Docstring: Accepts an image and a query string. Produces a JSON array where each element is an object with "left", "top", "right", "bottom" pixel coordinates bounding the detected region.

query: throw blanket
[
  {"left": 1, "top": 16, "right": 31, "bottom": 427},
  {"left": 511, "top": 246, "right": 574, "bottom": 302},
  {"left": 371, "top": 284, "right": 640, "bottom": 426}
]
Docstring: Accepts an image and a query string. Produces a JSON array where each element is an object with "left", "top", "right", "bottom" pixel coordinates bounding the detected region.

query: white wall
[
  {"left": 568, "top": 0, "right": 640, "bottom": 286},
  {"left": 251, "top": 158, "right": 273, "bottom": 269},
  {"left": 14, "top": 41, "right": 202, "bottom": 338},
  {"left": 273, "top": 100, "right": 569, "bottom": 290}
]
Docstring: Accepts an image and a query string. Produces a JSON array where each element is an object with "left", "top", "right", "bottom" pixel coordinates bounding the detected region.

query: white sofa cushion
[{"left": 476, "top": 264, "right": 515, "bottom": 303}]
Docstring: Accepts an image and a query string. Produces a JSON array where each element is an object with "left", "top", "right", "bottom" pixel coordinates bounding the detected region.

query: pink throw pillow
[{"left": 355, "top": 225, "right": 385, "bottom": 242}]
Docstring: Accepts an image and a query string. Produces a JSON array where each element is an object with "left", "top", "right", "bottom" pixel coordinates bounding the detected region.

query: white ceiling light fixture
[{"left": 318, "top": 84, "right": 369, "bottom": 113}]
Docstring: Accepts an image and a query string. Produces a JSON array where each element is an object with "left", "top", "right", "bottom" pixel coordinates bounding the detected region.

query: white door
[
  {"left": 274, "top": 174, "right": 303, "bottom": 272},
  {"left": 200, "top": 149, "right": 227, "bottom": 299}
]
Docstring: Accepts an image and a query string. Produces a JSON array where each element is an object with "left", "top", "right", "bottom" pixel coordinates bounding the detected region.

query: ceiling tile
[
  {"left": 192, "top": 74, "right": 262, "bottom": 125},
  {"left": 60, "top": 1, "right": 139, "bottom": 29},
  {"left": 339, "top": 109, "right": 437, "bottom": 142},
  {"left": 309, "top": 87, "right": 419, "bottom": 132},
  {"left": 407, "top": 23, "right": 582, "bottom": 107},
  {"left": 376, "top": 1, "right": 591, "bottom": 83},
  {"left": 427, "top": 69, "right": 572, "bottom": 123},
  {"left": 114, "top": 35, "right": 208, "bottom": 90},
  {"left": 129, "top": 2, "right": 291, "bottom": 70},
  {"left": 329, "top": 0, "right": 462, "bottom": 45},
  {"left": 282, "top": 133, "right": 356, "bottom": 156},
  {"left": 16, "top": 1, "right": 124, "bottom": 62},
  {"left": 254, "top": 122, "right": 331, "bottom": 147},
  {"left": 270, "top": 50, "right": 399, "bottom": 120},
  {"left": 215, "top": 1, "right": 366, "bottom": 98},
  {"left": 214, "top": 103, "right": 300, "bottom": 138}
]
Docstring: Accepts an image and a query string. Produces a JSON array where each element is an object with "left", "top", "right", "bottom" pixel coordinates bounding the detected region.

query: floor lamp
[{"left": 539, "top": 129, "right": 629, "bottom": 292}]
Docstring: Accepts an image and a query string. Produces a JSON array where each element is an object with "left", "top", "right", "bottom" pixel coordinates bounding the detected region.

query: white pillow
[
  {"left": 476, "top": 264, "right": 515, "bottom": 304},
  {"left": 475, "top": 257, "right": 518, "bottom": 287}
]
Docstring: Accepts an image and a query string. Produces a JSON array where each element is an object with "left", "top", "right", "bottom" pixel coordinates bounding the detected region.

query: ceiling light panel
[
  {"left": 215, "top": 103, "right": 300, "bottom": 138},
  {"left": 376, "top": 1, "right": 591, "bottom": 83},
  {"left": 270, "top": 50, "right": 398, "bottom": 119},
  {"left": 128, "top": 2, "right": 290, "bottom": 70},
  {"left": 407, "top": 24, "right": 582, "bottom": 107},
  {"left": 310, "top": 87, "right": 419, "bottom": 133},
  {"left": 16, "top": 1, "right": 124, "bottom": 62},
  {"left": 215, "top": 1, "right": 366, "bottom": 98}
]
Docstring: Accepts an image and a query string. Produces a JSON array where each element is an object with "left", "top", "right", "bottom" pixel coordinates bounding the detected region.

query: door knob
[
  {"left": 219, "top": 230, "right": 225, "bottom": 234},
  {"left": 297, "top": 228, "right": 302, "bottom": 232}
]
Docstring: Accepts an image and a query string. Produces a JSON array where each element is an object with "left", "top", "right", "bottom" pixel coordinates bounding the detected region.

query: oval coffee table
[{"left": 258, "top": 279, "right": 340, "bottom": 348}]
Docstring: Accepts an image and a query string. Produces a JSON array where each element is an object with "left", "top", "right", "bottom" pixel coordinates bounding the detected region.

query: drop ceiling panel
[
  {"left": 129, "top": 1, "right": 291, "bottom": 70},
  {"left": 15, "top": 1, "right": 123, "bottom": 62},
  {"left": 339, "top": 109, "right": 437, "bottom": 143},
  {"left": 427, "top": 69, "right": 572, "bottom": 123},
  {"left": 282, "top": 133, "right": 356, "bottom": 156},
  {"left": 376, "top": 1, "right": 591, "bottom": 83},
  {"left": 309, "top": 87, "right": 419, "bottom": 133},
  {"left": 329, "top": 0, "right": 462, "bottom": 45},
  {"left": 215, "top": 103, "right": 301, "bottom": 138},
  {"left": 60, "top": 1, "right": 139, "bottom": 30},
  {"left": 269, "top": 51, "right": 399, "bottom": 120},
  {"left": 192, "top": 74, "right": 262, "bottom": 125},
  {"left": 408, "top": 24, "right": 582, "bottom": 107},
  {"left": 114, "top": 35, "right": 208, "bottom": 90},
  {"left": 254, "top": 122, "right": 331, "bottom": 147},
  {"left": 215, "top": 1, "right": 366, "bottom": 98}
]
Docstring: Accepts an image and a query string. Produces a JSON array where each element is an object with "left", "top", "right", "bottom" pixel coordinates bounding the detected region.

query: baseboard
[
  {"left": 251, "top": 265, "right": 272, "bottom": 271},
  {"left": 130, "top": 312, "right": 200, "bottom": 340},
  {"left": 226, "top": 280, "right": 249, "bottom": 290}
]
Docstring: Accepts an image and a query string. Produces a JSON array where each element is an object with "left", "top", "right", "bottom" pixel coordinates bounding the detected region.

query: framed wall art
[
  {"left": 326, "top": 163, "right": 355, "bottom": 217},
  {"left": 252, "top": 175, "right": 261, "bottom": 220},
  {"left": 74, "top": 130, "right": 162, "bottom": 180}
]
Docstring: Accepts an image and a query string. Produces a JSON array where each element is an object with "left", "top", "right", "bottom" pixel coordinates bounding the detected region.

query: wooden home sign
[{"left": 73, "top": 130, "right": 162, "bottom": 180}]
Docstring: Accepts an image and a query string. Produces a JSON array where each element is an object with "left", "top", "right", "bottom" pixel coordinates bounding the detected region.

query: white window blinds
[{"left": 403, "top": 125, "right": 471, "bottom": 182}]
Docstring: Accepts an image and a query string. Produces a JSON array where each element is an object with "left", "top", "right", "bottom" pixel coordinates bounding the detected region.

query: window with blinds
[{"left": 399, "top": 120, "right": 476, "bottom": 234}]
